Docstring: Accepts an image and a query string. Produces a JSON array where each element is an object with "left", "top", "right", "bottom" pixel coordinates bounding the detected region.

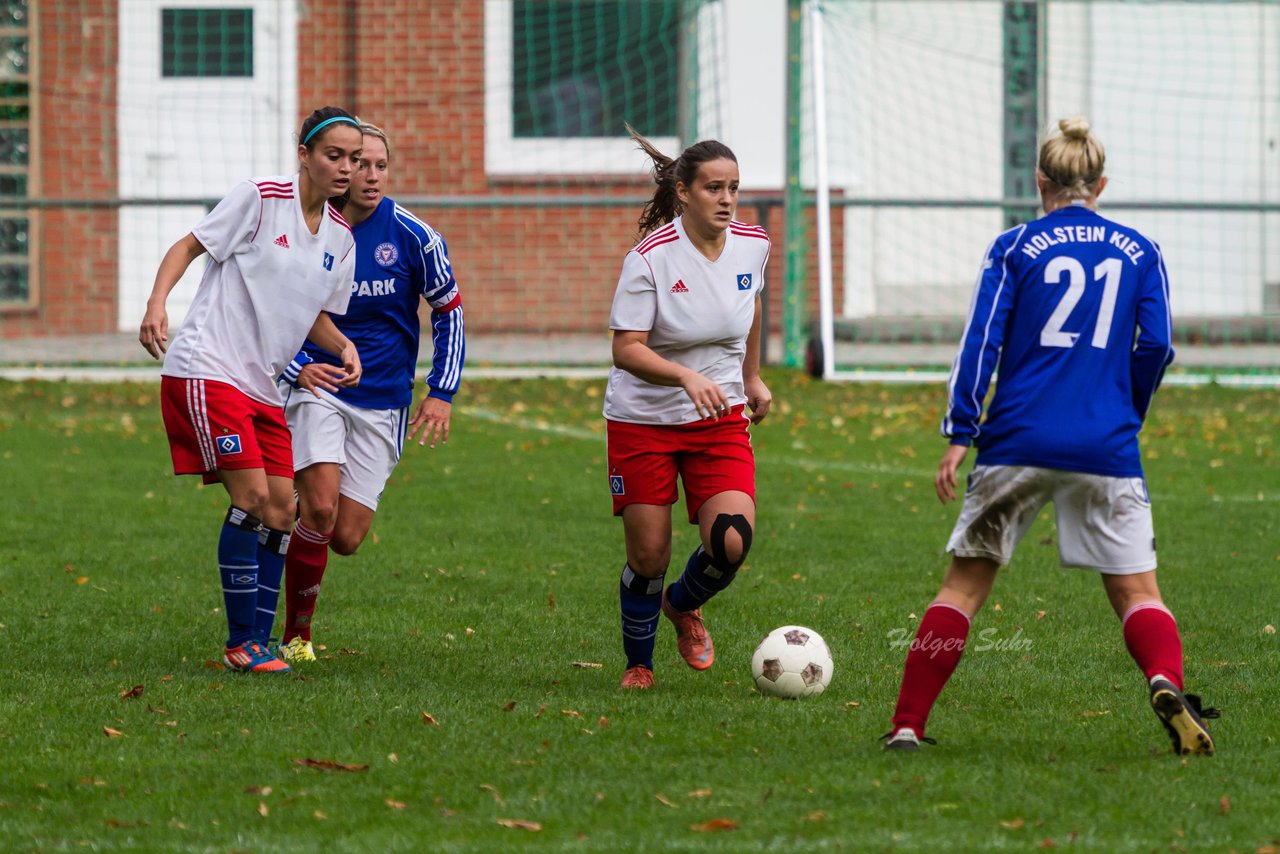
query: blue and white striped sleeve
[
  {"left": 941, "top": 227, "right": 1025, "bottom": 445},
  {"left": 420, "top": 234, "right": 464, "bottom": 402}
]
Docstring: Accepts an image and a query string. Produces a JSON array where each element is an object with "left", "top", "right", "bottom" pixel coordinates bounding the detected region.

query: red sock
[
  {"left": 283, "top": 522, "right": 331, "bottom": 643},
  {"left": 891, "top": 602, "right": 972, "bottom": 738},
  {"left": 1122, "top": 602, "right": 1183, "bottom": 690}
]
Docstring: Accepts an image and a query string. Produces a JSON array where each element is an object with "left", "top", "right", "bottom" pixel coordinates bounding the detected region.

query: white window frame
[{"left": 483, "top": 0, "right": 680, "bottom": 176}]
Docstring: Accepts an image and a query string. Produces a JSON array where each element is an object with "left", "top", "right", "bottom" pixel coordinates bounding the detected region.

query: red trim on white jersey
[
  {"left": 327, "top": 204, "right": 351, "bottom": 231},
  {"left": 256, "top": 180, "right": 294, "bottom": 200},
  {"left": 636, "top": 222, "right": 679, "bottom": 255},
  {"left": 729, "top": 220, "right": 769, "bottom": 240}
]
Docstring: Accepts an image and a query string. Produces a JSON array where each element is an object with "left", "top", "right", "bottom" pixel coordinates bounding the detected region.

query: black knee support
[
  {"left": 708, "top": 513, "right": 753, "bottom": 573},
  {"left": 225, "top": 506, "right": 263, "bottom": 532},
  {"left": 620, "top": 563, "right": 664, "bottom": 596}
]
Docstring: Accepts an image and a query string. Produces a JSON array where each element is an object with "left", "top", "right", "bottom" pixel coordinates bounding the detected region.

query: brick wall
[
  {"left": 1, "top": 0, "right": 119, "bottom": 339},
  {"left": 6, "top": 0, "right": 829, "bottom": 347}
]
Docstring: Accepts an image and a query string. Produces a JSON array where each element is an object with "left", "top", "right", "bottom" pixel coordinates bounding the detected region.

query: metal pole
[{"left": 782, "top": 0, "right": 808, "bottom": 368}]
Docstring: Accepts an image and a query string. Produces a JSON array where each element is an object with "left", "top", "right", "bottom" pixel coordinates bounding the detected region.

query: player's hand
[
  {"left": 935, "top": 444, "right": 970, "bottom": 504},
  {"left": 681, "top": 371, "right": 731, "bottom": 420},
  {"left": 407, "top": 396, "right": 451, "bottom": 448},
  {"left": 338, "top": 343, "right": 362, "bottom": 388},
  {"left": 744, "top": 375, "right": 772, "bottom": 424},
  {"left": 297, "top": 362, "right": 351, "bottom": 396},
  {"left": 138, "top": 303, "right": 169, "bottom": 360}
]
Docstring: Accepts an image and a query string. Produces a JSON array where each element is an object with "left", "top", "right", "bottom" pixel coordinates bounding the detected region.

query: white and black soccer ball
[{"left": 751, "top": 625, "right": 833, "bottom": 698}]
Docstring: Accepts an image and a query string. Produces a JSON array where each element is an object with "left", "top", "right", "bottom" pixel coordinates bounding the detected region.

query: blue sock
[
  {"left": 666, "top": 546, "right": 736, "bottom": 613},
  {"left": 255, "top": 527, "right": 291, "bottom": 643},
  {"left": 619, "top": 564, "right": 663, "bottom": 670},
  {"left": 219, "top": 507, "right": 262, "bottom": 648}
]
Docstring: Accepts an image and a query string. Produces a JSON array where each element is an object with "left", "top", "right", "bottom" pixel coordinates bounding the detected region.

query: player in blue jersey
[
  {"left": 274, "top": 121, "right": 465, "bottom": 662},
  {"left": 883, "top": 118, "right": 1218, "bottom": 755}
]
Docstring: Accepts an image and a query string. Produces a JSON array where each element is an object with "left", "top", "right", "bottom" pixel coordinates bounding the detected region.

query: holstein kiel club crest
[{"left": 375, "top": 242, "right": 399, "bottom": 266}]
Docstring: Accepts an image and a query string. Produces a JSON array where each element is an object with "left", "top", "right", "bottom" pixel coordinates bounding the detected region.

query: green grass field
[{"left": 1, "top": 372, "right": 1277, "bottom": 852}]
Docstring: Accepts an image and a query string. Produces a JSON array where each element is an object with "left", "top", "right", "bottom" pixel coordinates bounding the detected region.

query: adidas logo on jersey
[
  {"left": 274, "top": 234, "right": 290, "bottom": 248},
  {"left": 670, "top": 279, "right": 689, "bottom": 294}
]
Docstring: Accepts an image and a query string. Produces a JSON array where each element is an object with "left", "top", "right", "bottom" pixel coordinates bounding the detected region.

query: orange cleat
[
  {"left": 661, "top": 590, "right": 714, "bottom": 670},
  {"left": 620, "top": 665, "right": 655, "bottom": 689}
]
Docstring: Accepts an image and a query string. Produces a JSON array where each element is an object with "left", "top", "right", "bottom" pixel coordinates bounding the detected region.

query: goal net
[{"left": 802, "top": 0, "right": 1280, "bottom": 383}]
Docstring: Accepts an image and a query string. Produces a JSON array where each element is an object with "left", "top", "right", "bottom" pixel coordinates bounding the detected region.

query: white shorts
[
  {"left": 281, "top": 384, "right": 408, "bottom": 511},
  {"left": 946, "top": 465, "right": 1157, "bottom": 574}
]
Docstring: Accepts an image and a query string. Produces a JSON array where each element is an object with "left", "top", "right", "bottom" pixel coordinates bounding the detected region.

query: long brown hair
[{"left": 627, "top": 123, "right": 737, "bottom": 238}]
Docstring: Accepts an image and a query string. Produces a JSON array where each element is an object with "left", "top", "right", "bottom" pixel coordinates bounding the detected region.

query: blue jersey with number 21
[{"left": 942, "top": 202, "right": 1174, "bottom": 478}]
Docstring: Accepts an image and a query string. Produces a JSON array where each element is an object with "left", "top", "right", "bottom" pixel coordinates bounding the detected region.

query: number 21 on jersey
[{"left": 1040, "top": 256, "right": 1123, "bottom": 350}]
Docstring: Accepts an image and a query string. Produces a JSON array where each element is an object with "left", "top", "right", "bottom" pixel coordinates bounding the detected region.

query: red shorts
[
  {"left": 606, "top": 405, "right": 756, "bottom": 524},
  {"left": 160, "top": 376, "right": 294, "bottom": 485}
]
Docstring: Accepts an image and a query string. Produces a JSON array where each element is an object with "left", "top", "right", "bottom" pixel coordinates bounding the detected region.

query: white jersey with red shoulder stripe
[
  {"left": 604, "top": 216, "right": 770, "bottom": 425},
  {"left": 162, "top": 174, "right": 355, "bottom": 406}
]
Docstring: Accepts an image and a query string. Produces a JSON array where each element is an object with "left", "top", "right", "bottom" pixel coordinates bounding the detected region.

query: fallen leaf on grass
[
  {"left": 76, "top": 577, "right": 89, "bottom": 585},
  {"left": 386, "top": 799, "right": 407, "bottom": 810},
  {"left": 655, "top": 794, "right": 676, "bottom": 808},
  {"left": 422, "top": 712, "right": 440, "bottom": 726},
  {"left": 496, "top": 818, "right": 541, "bottom": 831},
  {"left": 1081, "top": 710, "right": 1110, "bottom": 717},
  {"left": 548, "top": 592, "right": 556, "bottom": 609},
  {"left": 313, "top": 811, "right": 328, "bottom": 821},
  {"left": 687, "top": 789, "right": 712, "bottom": 799},
  {"left": 1000, "top": 818, "right": 1025, "bottom": 829},
  {"left": 1036, "top": 610, "right": 1047, "bottom": 620},
  {"left": 1219, "top": 795, "right": 1230, "bottom": 815},
  {"left": 502, "top": 701, "right": 517, "bottom": 712},
  {"left": 534, "top": 705, "right": 546, "bottom": 719},
  {"left": 690, "top": 818, "right": 737, "bottom": 832},
  {"left": 245, "top": 786, "right": 272, "bottom": 796},
  {"left": 571, "top": 661, "right": 602, "bottom": 669},
  {"left": 292, "top": 758, "right": 369, "bottom": 773},
  {"left": 480, "top": 783, "right": 504, "bottom": 804},
  {"left": 203, "top": 660, "right": 225, "bottom": 671},
  {"left": 146, "top": 704, "right": 168, "bottom": 715},
  {"left": 562, "top": 709, "right": 584, "bottom": 720},
  {"left": 846, "top": 701, "right": 861, "bottom": 709},
  {"left": 257, "top": 803, "right": 269, "bottom": 817},
  {"left": 803, "top": 811, "right": 826, "bottom": 822},
  {"left": 1039, "top": 839, "right": 1055, "bottom": 849},
  {"left": 596, "top": 716, "right": 609, "bottom": 729},
  {"left": 102, "top": 727, "right": 124, "bottom": 738},
  {"left": 339, "top": 648, "right": 365, "bottom": 655},
  {"left": 119, "top": 685, "right": 144, "bottom": 700}
]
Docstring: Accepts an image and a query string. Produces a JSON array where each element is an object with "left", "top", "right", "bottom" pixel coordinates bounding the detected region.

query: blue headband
[{"left": 302, "top": 116, "right": 359, "bottom": 145}]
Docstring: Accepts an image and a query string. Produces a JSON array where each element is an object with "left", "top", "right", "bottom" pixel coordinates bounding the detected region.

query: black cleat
[{"left": 1150, "top": 678, "right": 1219, "bottom": 756}]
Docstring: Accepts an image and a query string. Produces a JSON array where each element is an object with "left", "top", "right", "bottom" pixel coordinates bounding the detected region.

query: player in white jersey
[
  {"left": 138, "top": 106, "right": 363, "bottom": 675},
  {"left": 275, "top": 121, "right": 466, "bottom": 663},
  {"left": 605, "top": 126, "right": 772, "bottom": 689},
  {"left": 882, "top": 118, "right": 1218, "bottom": 755}
]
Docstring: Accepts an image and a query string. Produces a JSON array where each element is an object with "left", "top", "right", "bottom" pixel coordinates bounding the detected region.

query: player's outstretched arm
[
  {"left": 306, "top": 313, "right": 362, "bottom": 388},
  {"left": 408, "top": 396, "right": 451, "bottom": 449},
  {"left": 139, "top": 233, "right": 206, "bottom": 359},
  {"left": 612, "top": 330, "right": 730, "bottom": 420},
  {"left": 935, "top": 443, "right": 970, "bottom": 504},
  {"left": 743, "top": 294, "right": 771, "bottom": 424}
]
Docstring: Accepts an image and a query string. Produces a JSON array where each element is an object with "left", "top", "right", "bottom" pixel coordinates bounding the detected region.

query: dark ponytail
[{"left": 627, "top": 123, "right": 737, "bottom": 238}]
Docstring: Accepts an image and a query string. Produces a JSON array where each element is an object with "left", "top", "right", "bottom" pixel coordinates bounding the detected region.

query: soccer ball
[{"left": 751, "top": 625, "right": 833, "bottom": 698}]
